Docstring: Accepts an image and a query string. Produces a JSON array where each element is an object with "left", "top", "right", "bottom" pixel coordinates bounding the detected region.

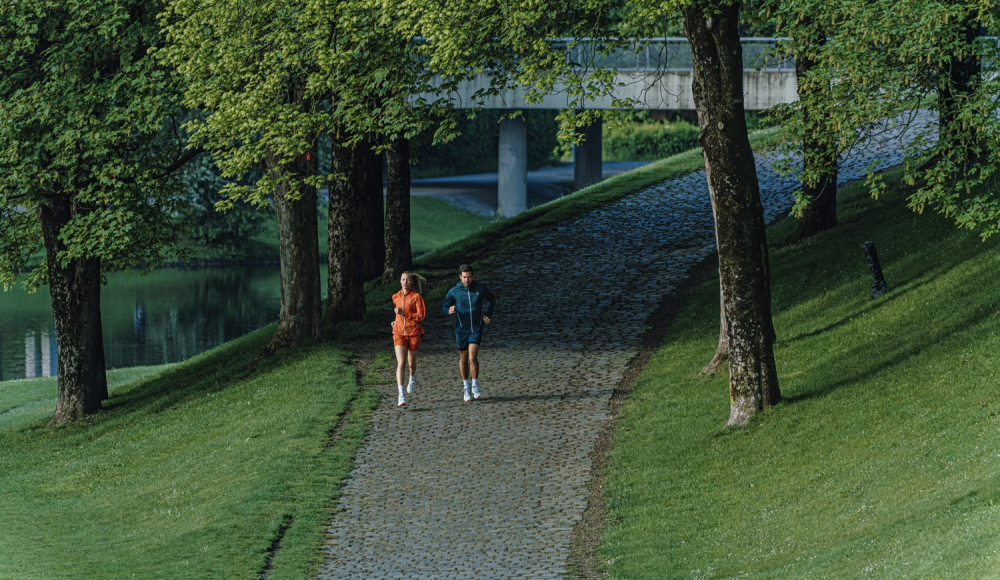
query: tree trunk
[
  {"left": 96, "top": 304, "right": 108, "bottom": 401},
  {"left": 700, "top": 277, "right": 729, "bottom": 375},
  {"left": 325, "top": 130, "right": 368, "bottom": 325},
  {"left": 383, "top": 137, "right": 412, "bottom": 282},
  {"left": 360, "top": 134, "right": 385, "bottom": 282},
  {"left": 938, "top": 15, "right": 980, "bottom": 156},
  {"left": 38, "top": 195, "right": 105, "bottom": 425},
  {"left": 701, "top": 155, "right": 728, "bottom": 375},
  {"left": 261, "top": 146, "right": 324, "bottom": 355},
  {"left": 787, "top": 26, "right": 839, "bottom": 244},
  {"left": 683, "top": 1, "right": 781, "bottom": 426}
]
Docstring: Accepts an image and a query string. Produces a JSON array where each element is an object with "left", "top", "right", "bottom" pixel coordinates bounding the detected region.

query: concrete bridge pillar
[
  {"left": 574, "top": 117, "right": 603, "bottom": 190},
  {"left": 498, "top": 115, "right": 527, "bottom": 217}
]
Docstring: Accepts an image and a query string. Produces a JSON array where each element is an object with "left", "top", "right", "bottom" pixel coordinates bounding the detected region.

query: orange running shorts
[{"left": 393, "top": 334, "right": 423, "bottom": 351}]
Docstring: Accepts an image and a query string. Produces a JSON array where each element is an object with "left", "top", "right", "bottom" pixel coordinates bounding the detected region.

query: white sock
[
  {"left": 408, "top": 375, "right": 416, "bottom": 385},
  {"left": 398, "top": 385, "right": 405, "bottom": 396},
  {"left": 463, "top": 379, "right": 470, "bottom": 389},
  {"left": 471, "top": 378, "right": 478, "bottom": 388}
]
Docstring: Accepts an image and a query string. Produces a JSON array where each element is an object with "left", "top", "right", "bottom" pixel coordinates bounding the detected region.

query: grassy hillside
[
  {"left": 0, "top": 328, "right": 380, "bottom": 580},
  {"left": 599, "top": 168, "right": 1000, "bottom": 578}
]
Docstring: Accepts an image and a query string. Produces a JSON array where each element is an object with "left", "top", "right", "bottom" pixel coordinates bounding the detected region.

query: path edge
[{"left": 566, "top": 253, "right": 722, "bottom": 579}]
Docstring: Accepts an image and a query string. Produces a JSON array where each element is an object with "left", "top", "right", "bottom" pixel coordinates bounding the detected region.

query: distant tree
[
  {"left": 158, "top": 0, "right": 327, "bottom": 353},
  {"left": 162, "top": 0, "right": 462, "bottom": 333},
  {"left": 775, "top": 0, "right": 1000, "bottom": 238},
  {"left": 0, "top": 0, "right": 195, "bottom": 425},
  {"left": 181, "top": 154, "right": 269, "bottom": 256},
  {"left": 754, "top": 1, "right": 840, "bottom": 243}
]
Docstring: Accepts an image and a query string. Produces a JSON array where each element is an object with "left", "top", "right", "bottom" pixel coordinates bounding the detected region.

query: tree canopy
[
  {"left": 0, "top": 0, "right": 192, "bottom": 289},
  {"left": 771, "top": 0, "right": 1000, "bottom": 237}
]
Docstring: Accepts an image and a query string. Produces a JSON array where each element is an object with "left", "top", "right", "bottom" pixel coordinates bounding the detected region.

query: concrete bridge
[{"left": 431, "top": 38, "right": 797, "bottom": 216}]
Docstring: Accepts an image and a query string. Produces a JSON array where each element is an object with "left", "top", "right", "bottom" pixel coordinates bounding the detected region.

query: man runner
[{"left": 442, "top": 264, "right": 497, "bottom": 402}]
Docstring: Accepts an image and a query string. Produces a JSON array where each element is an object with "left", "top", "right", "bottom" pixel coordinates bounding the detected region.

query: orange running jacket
[{"left": 391, "top": 290, "right": 426, "bottom": 337}]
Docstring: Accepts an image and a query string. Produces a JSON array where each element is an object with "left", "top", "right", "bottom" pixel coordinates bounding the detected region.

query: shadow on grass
[
  {"left": 782, "top": 296, "right": 997, "bottom": 405},
  {"left": 33, "top": 324, "right": 334, "bottom": 444},
  {"left": 776, "top": 267, "right": 945, "bottom": 345}
]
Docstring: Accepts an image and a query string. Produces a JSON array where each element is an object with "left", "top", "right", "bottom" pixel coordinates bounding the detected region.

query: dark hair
[{"left": 459, "top": 264, "right": 474, "bottom": 274}]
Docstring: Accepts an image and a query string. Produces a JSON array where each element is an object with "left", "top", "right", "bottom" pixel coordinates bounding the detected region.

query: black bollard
[{"left": 861, "top": 242, "right": 888, "bottom": 298}]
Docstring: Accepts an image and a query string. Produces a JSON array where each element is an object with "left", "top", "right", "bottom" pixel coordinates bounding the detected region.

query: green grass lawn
[
  {"left": 0, "top": 328, "right": 378, "bottom": 580},
  {"left": 409, "top": 196, "right": 489, "bottom": 254},
  {"left": 599, "top": 168, "right": 1000, "bottom": 579}
]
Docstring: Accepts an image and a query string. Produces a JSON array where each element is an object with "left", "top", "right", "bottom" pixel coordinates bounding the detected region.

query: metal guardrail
[{"left": 563, "top": 37, "right": 794, "bottom": 72}]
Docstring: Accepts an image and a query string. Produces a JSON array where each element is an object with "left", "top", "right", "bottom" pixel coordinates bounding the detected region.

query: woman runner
[{"left": 391, "top": 272, "right": 427, "bottom": 407}]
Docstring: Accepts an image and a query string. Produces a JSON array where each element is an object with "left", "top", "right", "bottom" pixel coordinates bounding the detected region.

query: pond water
[{"left": 0, "top": 265, "right": 325, "bottom": 382}]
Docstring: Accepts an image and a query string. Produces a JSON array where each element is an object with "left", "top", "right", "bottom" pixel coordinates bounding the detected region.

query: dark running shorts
[{"left": 455, "top": 331, "right": 483, "bottom": 351}]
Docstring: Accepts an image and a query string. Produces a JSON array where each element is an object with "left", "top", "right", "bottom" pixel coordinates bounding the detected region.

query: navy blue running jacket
[{"left": 442, "top": 281, "right": 496, "bottom": 334}]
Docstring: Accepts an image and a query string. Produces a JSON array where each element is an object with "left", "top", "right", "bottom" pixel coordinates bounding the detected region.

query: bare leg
[
  {"left": 459, "top": 349, "right": 470, "bottom": 380},
  {"left": 468, "top": 343, "right": 480, "bottom": 379},
  {"left": 395, "top": 345, "right": 408, "bottom": 387},
  {"left": 408, "top": 349, "right": 418, "bottom": 378}
]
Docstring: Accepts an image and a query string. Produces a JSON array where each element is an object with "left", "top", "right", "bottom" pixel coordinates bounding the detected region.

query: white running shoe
[
  {"left": 407, "top": 380, "right": 415, "bottom": 394},
  {"left": 397, "top": 394, "right": 406, "bottom": 407},
  {"left": 471, "top": 384, "right": 482, "bottom": 399},
  {"left": 463, "top": 387, "right": 471, "bottom": 402}
]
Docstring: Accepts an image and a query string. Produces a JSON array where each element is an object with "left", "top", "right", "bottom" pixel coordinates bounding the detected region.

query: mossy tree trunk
[
  {"left": 38, "top": 195, "right": 106, "bottom": 425},
  {"left": 261, "top": 142, "right": 324, "bottom": 355},
  {"left": 684, "top": 1, "right": 781, "bottom": 426},
  {"left": 325, "top": 130, "right": 368, "bottom": 325},
  {"left": 360, "top": 134, "right": 385, "bottom": 282},
  {"left": 383, "top": 137, "right": 412, "bottom": 282}
]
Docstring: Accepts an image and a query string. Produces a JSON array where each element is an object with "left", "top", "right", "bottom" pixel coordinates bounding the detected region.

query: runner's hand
[
  {"left": 483, "top": 316, "right": 491, "bottom": 325},
  {"left": 448, "top": 306, "right": 456, "bottom": 315},
  {"left": 394, "top": 307, "right": 402, "bottom": 314}
]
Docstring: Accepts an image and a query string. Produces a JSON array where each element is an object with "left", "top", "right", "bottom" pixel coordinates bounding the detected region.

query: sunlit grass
[
  {"left": 599, "top": 168, "right": 1000, "bottom": 579},
  {"left": 0, "top": 327, "right": 377, "bottom": 580}
]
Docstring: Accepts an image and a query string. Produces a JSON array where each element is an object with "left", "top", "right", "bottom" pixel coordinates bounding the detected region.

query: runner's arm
[
  {"left": 410, "top": 294, "right": 426, "bottom": 322},
  {"left": 481, "top": 286, "right": 497, "bottom": 318},
  {"left": 442, "top": 291, "right": 455, "bottom": 315}
]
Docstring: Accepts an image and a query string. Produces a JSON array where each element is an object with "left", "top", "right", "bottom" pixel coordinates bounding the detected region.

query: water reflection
[
  {"left": 0, "top": 265, "right": 303, "bottom": 381},
  {"left": 21, "top": 330, "right": 57, "bottom": 379}
]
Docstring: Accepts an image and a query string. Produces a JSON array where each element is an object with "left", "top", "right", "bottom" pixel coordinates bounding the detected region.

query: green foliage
[
  {"left": 411, "top": 110, "right": 560, "bottom": 178},
  {"left": 0, "top": 0, "right": 192, "bottom": 288},
  {"left": 0, "top": 326, "right": 372, "bottom": 579},
  {"left": 157, "top": 0, "right": 463, "bottom": 204},
  {"left": 768, "top": 0, "right": 1000, "bottom": 236},
  {"left": 180, "top": 153, "right": 270, "bottom": 256},
  {"left": 602, "top": 119, "right": 700, "bottom": 161},
  {"left": 600, "top": 168, "right": 1000, "bottom": 578}
]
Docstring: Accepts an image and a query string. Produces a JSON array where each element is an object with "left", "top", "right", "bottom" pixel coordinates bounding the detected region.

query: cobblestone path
[{"left": 317, "top": 117, "right": 934, "bottom": 579}]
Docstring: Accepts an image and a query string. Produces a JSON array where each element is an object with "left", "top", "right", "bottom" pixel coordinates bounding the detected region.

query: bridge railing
[{"left": 563, "top": 37, "right": 794, "bottom": 72}]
